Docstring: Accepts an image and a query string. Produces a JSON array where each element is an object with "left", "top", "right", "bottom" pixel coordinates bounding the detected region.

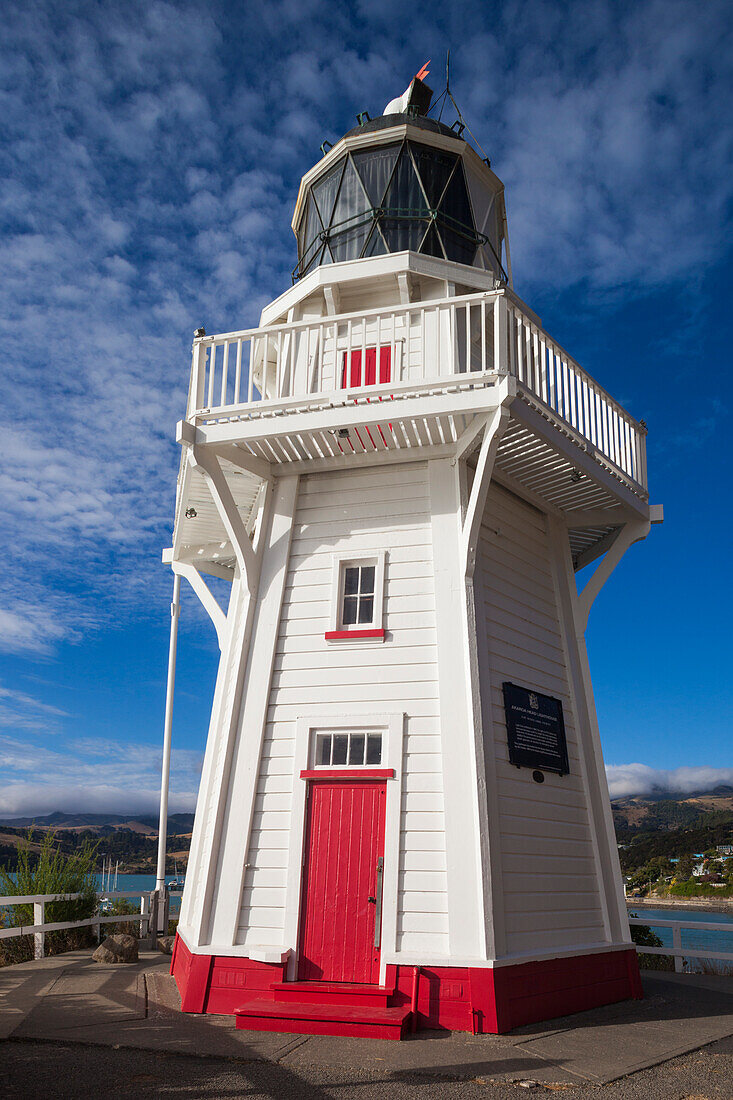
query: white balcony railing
[
  {"left": 628, "top": 915, "right": 733, "bottom": 974},
  {"left": 188, "top": 290, "right": 647, "bottom": 490}
]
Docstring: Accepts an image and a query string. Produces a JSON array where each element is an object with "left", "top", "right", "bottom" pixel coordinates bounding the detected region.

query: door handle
[{"left": 373, "top": 856, "right": 384, "bottom": 949}]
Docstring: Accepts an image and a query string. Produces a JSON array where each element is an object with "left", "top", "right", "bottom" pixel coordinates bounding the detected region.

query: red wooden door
[
  {"left": 340, "top": 346, "right": 391, "bottom": 388},
  {"left": 298, "top": 780, "right": 386, "bottom": 984}
]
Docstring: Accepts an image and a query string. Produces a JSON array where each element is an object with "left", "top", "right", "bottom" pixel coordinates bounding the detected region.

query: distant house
[{"left": 716, "top": 844, "right": 733, "bottom": 856}]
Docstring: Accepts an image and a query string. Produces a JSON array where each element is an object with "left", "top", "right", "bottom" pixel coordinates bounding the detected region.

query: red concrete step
[
  {"left": 270, "top": 979, "right": 393, "bottom": 1008},
  {"left": 235, "top": 998, "right": 411, "bottom": 1040}
]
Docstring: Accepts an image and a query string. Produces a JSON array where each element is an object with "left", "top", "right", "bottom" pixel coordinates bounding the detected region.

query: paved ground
[{"left": 0, "top": 950, "right": 732, "bottom": 1098}]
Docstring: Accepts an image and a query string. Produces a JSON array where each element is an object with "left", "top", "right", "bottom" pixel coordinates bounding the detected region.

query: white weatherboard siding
[
  {"left": 477, "top": 483, "right": 606, "bottom": 956},
  {"left": 238, "top": 462, "right": 450, "bottom": 956}
]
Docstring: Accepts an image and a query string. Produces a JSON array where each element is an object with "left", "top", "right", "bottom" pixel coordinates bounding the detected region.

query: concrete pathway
[{"left": 1, "top": 950, "right": 733, "bottom": 1089}]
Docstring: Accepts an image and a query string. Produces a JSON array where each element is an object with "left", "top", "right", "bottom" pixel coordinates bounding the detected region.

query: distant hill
[
  {"left": 612, "top": 791, "right": 733, "bottom": 873},
  {"left": 0, "top": 812, "right": 195, "bottom": 835},
  {"left": 612, "top": 791, "right": 733, "bottom": 832}
]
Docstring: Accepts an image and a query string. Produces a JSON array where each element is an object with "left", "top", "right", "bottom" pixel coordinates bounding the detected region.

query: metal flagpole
[{"left": 156, "top": 573, "right": 181, "bottom": 902}]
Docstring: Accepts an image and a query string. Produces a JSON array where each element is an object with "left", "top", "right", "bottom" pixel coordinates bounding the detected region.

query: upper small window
[
  {"left": 314, "top": 731, "right": 383, "bottom": 767},
  {"left": 326, "top": 551, "right": 386, "bottom": 641},
  {"left": 342, "top": 563, "right": 375, "bottom": 626}
]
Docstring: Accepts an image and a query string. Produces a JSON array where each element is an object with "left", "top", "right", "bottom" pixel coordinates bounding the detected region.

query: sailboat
[{"left": 166, "top": 860, "right": 185, "bottom": 890}]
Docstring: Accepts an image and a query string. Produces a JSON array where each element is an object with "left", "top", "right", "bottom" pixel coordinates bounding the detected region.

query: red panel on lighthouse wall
[
  {"left": 171, "top": 933, "right": 642, "bottom": 1034},
  {"left": 340, "top": 347, "right": 391, "bottom": 388},
  {"left": 298, "top": 780, "right": 386, "bottom": 984}
]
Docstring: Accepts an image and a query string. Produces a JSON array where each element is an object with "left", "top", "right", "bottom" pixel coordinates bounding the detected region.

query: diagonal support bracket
[
  {"left": 189, "top": 445, "right": 260, "bottom": 594},
  {"left": 460, "top": 406, "right": 510, "bottom": 579},
  {"left": 574, "top": 504, "right": 663, "bottom": 633},
  {"left": 171, "top": 560, "right": 229, "bottom": 650}
]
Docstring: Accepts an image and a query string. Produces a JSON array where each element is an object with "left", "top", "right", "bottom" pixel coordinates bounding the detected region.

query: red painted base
[{"left": 171, "top": 935, "right": 642, "bottom": 1037}]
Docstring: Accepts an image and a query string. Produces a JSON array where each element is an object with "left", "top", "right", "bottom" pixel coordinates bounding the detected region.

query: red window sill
[
  {"left": 300, "top": 769, "right": 395, "bottom": 781},
  {"left": 324, "top": 628, "right": 385, "bottom": 641}
]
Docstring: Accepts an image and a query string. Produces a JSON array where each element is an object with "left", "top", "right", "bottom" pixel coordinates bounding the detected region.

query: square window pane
[
  {"left": 344, "top": 567, "right": 359, "bottom": 595},
  {"left": 366, "top": 734, "right": 382, "bottom": 765},
  {"left": 342, "top": 596, "right": 358, "bottom": 625},
  {"left": 349, "top": 734, "right": 365, "bottom": 766},
  {"left": 318, "top": 736, "right": 331, "bottom": 766},
  {"left": 358, "top": 596, "right": 373, "bottom": 624},
  {"left": 359, "top": 566, "right": 375, "bottom": 594},
  {"left": 332, "top": 735, "right": 348, "bottom": 765}
]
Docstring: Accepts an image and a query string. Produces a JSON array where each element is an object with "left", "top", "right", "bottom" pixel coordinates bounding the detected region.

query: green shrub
[
  {"left": 628, "top": 913, "right": 675, "bottom": 971},
  {"left": 105, "top": 898, "right": 141, "bottom": 937},
  {"left": 0, "top": 831, "right": 99, "bottom": 966}
]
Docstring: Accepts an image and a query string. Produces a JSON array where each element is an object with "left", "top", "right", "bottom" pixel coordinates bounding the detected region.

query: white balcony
[
  {"left": 173, "top": 289, "right": 650, "bottom": 575},
  {"left": 186, "top": 289, "right": 647, "bottom": 494}
]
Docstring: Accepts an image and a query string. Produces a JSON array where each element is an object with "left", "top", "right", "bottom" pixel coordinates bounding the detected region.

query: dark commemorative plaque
[{"left": 502, "top": 682, "right": 569, "bottom": 776}]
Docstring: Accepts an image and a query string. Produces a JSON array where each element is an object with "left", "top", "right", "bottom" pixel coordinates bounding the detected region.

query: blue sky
[{"left": 1, "top": 0, "right": 731, "bottom": 816}]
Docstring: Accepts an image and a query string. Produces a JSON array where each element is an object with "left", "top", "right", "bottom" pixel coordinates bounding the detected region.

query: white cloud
[
  {"left": 0, "top": 730, "right": 202, "bottom": 817},
  {"left": 0, "top": 604, "right": 70, "bottom": 656},
  {"left": 0, "top": 783, "right": 196, "bottom": 819},
  {"left": 606, "top": 763, "right": 733, "bottom": 800}
]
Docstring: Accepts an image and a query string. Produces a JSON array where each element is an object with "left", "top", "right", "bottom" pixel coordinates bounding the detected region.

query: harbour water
[
  {"left": 627, "top": 905, "right": 733, "bottom": 964},
  {"left": 97, "top": 872, "right": 183, "bottom": 914}
]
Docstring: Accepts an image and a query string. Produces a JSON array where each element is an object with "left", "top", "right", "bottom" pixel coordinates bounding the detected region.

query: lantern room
[{"left": 293, "top": 115, "right": 508, "bottom": 281}]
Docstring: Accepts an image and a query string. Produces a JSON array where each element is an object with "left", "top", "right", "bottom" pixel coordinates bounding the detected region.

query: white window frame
[
  {"left": 282, "top": 712, "right": 405, "bottom": 986},
  {"left": 327, "top": 550, "right": 386, "bottom": 639}
]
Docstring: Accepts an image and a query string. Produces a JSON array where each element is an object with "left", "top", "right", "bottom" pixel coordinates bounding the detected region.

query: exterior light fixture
[
  {"left": 569, "top": 469, "right": 584, "bottom": 483},
  {"left": 328, "top": 428, "right": 350, "bottom": 438},
  {"left": 185, "top": 507, "right": 198, "bottom": 518}
]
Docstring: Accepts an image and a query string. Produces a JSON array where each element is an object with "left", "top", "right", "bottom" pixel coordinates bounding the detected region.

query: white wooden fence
[
  {"left": 189, "top": 289, "right": 647, "bottom": 489},
  {"left": 0, "top": 891, "right": 158, "bottom": 959},
  {"left": 628, "top": 915, "right": 733, "bottom": 974}
]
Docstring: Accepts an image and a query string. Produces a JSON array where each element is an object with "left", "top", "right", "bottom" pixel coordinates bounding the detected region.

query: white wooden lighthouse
[{"left": 166, "top": 73, "right": 661, "bottom": 1038}]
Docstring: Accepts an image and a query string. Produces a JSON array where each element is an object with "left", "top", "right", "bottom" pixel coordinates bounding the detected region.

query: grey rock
[
  {"left": 157, "top": 935, "right": 175, "bottom": 955},
  {"left": 92, "top": 934, "right": 139, "bottom": 964}
]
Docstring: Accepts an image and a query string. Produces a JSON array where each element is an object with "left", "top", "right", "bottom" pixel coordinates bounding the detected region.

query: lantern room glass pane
[
  {"left": 440, "top": 225, "right": 477, "bottom": 266},
  {"left": 303, "top": 193, "right": 323, "bottom": 257},
  {"left": 410, "top": 142, "right": 456, "bottom": 206},
  {"left": 331, "top": 158, "right": 368, "bottom": 232},
  {"left": 363, "top": 222, "right": 388, "bottom": 256},
  {"left": 301, "top": 241, "right": 325, "bottom": 276},
  {"left": 312, "top": 158, "right": 345, "bottom": 226},
  {"left": 380, "top": 217, "right": 428, "bottom": 253},
  {"left": 329, "top": 219, "right": 372, "bottom": 263},
  {"left": 439, "top": 163, "right": 474, "bottom": 231},
  {"left": 352, "top": 143, "right": 401, "bottom": 207},
  {"left": 420, "top": 222, "right": 445, "bottom": 258},
  {"left": 383, "top": 146, "right": 429, "bottom": 216}
]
